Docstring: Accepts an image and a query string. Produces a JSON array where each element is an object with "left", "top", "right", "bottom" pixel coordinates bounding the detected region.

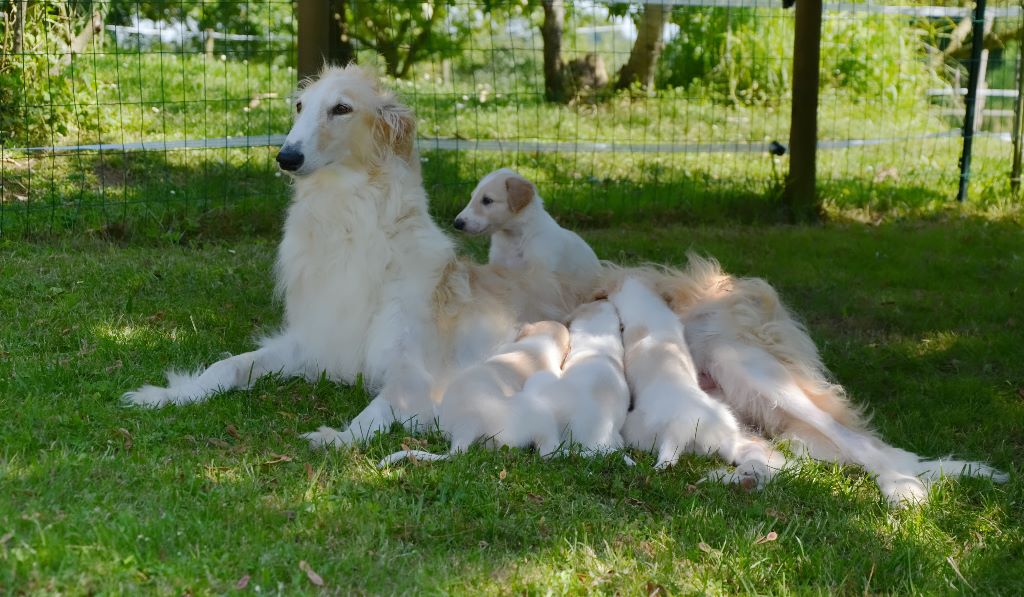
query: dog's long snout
[
  {"left": 453, "top": 217, "right": 466, "bottom": 230},
  {"left": 276, "top": 146, "right": 305, "bottom": 172}
]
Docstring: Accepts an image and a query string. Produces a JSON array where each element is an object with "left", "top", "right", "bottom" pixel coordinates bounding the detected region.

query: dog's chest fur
[{"left": 275, "top": 166, "right": 453, "bottom": 384}]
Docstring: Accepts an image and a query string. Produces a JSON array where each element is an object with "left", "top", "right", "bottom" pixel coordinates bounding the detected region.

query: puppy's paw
[
  {"left": 702, "top": 464, "right": 763, "bottom": 491},
  {"left": 302, "top": 426, "right": 347, "bottom": 449},
  {"left": 121, "top": 385, "right": 175, "bottom": 408}
]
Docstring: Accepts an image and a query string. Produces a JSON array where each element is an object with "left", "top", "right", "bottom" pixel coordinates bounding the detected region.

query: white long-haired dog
[
  {"left": 454, "top": 168, "right": 601, "bottom": 303},
  {"left": 607, "top": 258, "right": 1008, "bottom": 504},
  {"left": 531, "top": 300, "right": 630, "bottom": 455},
  {"left": 610, "top": 276, "right": 787, "bottom": 488},
  {"left": 123, "top": 65, "right": 571, "bottom": 446}
]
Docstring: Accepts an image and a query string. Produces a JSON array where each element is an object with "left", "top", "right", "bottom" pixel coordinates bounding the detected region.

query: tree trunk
[
  {"left": 51, "top": 7, "right": 107, "bottom": 74},
  {"left": 329, "top": 0, "right": 356, "bottom": 67},
  {"left": 615, "top": 4, "right": 669, "bottom": 91},
  {"left": 12, "top": 0, "right": 28, "bottom": 54},
  {"left": 541, "top": 0, "right": 570, "bottom": 103}
]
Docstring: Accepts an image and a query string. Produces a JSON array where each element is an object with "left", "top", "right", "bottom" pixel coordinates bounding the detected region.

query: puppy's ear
[
  {"left": 374, "top": 100, "right": 415, "bottom": 161},
  {"left": 505, "top": 175, "right": 535, "bottom": 213}
]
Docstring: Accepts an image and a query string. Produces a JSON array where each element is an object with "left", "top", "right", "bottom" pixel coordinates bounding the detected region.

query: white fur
[
  {"left": 604, "top": 257, "right": 1008, "bottom": 504},
  {"left": 610, "top": 276, "right": 787, "bottom": 489},
  {"left": 455, "top": 168, "right": 601, "bottom": 303},
  {"left": 532, "top": 300, "right": 630, "bottom": 455},
  {"left": 123, "top": 66, "right": 571, "bottom": 448},
  {"left": 380, "top": 322, "right": 570, "bottom": 465}
]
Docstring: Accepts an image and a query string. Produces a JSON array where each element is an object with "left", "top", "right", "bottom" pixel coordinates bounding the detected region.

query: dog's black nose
[
  {"left": 453, "top": 218, "right": 465, "bottom": 230},
  {"left": 276, "top": 148, "right": 304, "bottom": 172}
]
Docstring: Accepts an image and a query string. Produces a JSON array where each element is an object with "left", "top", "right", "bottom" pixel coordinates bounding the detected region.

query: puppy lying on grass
[
  {"left": 454, "top": 168, "right": 601, "bottom": 303},
  {"left": 610, "top": 275, "right": 788, "bottom": 489},
  {"left": 379, "top": 321, "right": 570, "bottom": 465}
]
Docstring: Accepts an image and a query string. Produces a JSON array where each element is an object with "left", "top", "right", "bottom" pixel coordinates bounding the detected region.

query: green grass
[{"left": 2, "top": 219, "right": 1022, "bottom": 594}]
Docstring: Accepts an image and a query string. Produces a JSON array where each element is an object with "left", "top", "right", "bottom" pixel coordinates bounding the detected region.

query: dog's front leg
[{"left": 304, "top": 331, "right": 437, "bottom": 449}]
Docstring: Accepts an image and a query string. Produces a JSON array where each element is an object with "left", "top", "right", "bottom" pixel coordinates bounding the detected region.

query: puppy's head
[
  {"left": 277, "top": 64, "right": 415, "bottom": 176},
  {"left": 453, "top": 168, "right": 537, "bottom": 234},
  {"left": 516, "top": 320, "right": 571, "bottom": 352}
]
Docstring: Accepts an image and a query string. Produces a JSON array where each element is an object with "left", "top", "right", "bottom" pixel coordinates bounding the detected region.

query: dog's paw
[
  {"left": 121, "top": 385, "right": 175, "bottom": 408},
  {"left": 702, "top": 465, "right": 763, "bottom": 491},
  {"left": 877, "top": 473, "right": 929, "bottom": 508},
  {"left": 302, "top": 426, "right": 347, "bottom": 449}
]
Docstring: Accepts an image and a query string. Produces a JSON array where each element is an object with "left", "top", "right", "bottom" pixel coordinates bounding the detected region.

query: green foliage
[
  {"left": 345, "top": 0, "right": 477, "bottom": 78},
  {"left": 0, "top": 3, "right": 78, "bottom": 146},
  {"left": 106, "top": 0, "right": 294, "bottom": 39},
  {"left": 658, "top": 10, "right": 942, "bottom": 106}
]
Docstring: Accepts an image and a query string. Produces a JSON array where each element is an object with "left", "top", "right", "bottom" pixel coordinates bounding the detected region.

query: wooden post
[
  {"left": 1011, "top": 20, "right": 1024, "bottom": 195},
  {"left": 957, "top": 0, "right": 988, "bottom": 202},
  {"left": 784, "top": 0, "right": 822, "bottom": 222},
  {"left": 973, "top": 15, "right": 995, "bottom": 133},
  {"left": 297, "top": 0, "right": 331, "bottom": 80}
]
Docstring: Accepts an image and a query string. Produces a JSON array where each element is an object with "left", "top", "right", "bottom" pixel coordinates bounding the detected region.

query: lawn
[{"left": 1, "top": 217, "right": 1022, "bottom": 594}]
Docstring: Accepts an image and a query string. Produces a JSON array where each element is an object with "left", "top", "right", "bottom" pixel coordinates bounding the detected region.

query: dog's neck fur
[{"left": 489, "top": 196, "right": 558, "bottom": 268}]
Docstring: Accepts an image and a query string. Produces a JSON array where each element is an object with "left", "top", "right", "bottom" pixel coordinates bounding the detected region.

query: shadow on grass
[{"left": 6, "top": 144, "right": 1018, "bottom": 242}]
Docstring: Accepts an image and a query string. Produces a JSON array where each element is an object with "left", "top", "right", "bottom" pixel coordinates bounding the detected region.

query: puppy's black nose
[
  {"left": 276, "top": 148, "right": 304, "bottom": 172},
  {"left": 453, "top": 218, "right": 465, "bottom": 230}
]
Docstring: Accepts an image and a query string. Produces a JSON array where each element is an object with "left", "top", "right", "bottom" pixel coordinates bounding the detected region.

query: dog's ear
[
  {"left": 374, "top": 100, "right": 415, "bottom": 162},
  {"left": 505, "top": 175, "right": 535, "bottom": 213}
]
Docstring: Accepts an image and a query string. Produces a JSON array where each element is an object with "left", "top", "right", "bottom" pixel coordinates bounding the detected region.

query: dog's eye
[
  {"left": 482, "top": 196, "right": 494, "bottom": 206},
  {"left": 331, "top": 103, "right": 353, "bottom": 116},
  {"left": 295, "top": 101, "right": 302, "bottom": 114}
]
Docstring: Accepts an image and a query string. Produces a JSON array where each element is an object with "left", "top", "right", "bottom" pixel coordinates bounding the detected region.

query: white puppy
[
  {"left": 530, "top": 300, "right": 630, "bottom": 455},
  {"left": 454, "top": 168, "right": 601, "bottom": 302},
  {"left": 379, "top": 321, "right": 570, "bottom": 465},
  {"left": 610, "top": 276, "right": 787, "bottom": 488}
]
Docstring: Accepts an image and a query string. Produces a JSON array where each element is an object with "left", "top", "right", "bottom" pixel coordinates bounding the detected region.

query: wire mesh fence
[{"left": 0, "top": 1, "right": 1020, "bottom": 239}]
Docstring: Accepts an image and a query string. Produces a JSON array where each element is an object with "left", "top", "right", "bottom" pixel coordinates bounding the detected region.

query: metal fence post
[
  {"left": 784, "top": 0, "right": 823, "bottom": 222},
  {"left": 297, "top": 0, "right": 331, "bottom": 80},
  {"left": 957, "top": 0, "right": 988, "bottom": 203}
]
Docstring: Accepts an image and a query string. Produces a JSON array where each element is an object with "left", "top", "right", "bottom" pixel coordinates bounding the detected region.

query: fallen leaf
[
  {"left": 685, "top": 483, "right": 698, "bottom": 493},
  {"left": 115, "top": 427, "right": 133, "bottom": 451},
  {"left": 498, "top": 468, "right": 507, "bottom": 481},
  {"left": 527, "top": 493, "right": 544, "bottom": 504},
  {"left": 299, "top": 560, "right": 324, "bottom": 586},
  {"left": 235, "top": 574, "right": 250, "bottom": 590},
  {"left": 305, "top": 462, "right": 315, "bottom": 481},
  {"left": 0, "top": 532, "right": 12, "bottom": 545},
  {"left": 226, "top": 424, "right": 243, "bottom": 441},
  {"left": 104, "top": 360, "right": 123, "bottom": 374},
  {"left": 697, "top": 542, "right": 713, "bottom": 553},
  {"left": 207, "top": 438, "right": 231, "bottom": 449},
  {"left": 1017, "top": 388, "right": 1024, "bottom": 401},
  {"left": 754, "top": 531, "right": 778, "bottom": 545},
  {"left": 262, "top": 453, "right": 293, "bottom": 466},
  {"left": 645, "top": 581, "right": 666, "bottom": 596}
]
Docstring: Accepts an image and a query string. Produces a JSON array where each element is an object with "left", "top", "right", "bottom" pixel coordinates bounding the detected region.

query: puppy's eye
[
  {"left": 330, "top": 103, "right": 353, "bottom": 116},
  {"left": 295, "top": 101, "right": 302, "bottom": 114},
  {"left": 482, "top": 196, "right": 494, "bottom": 206}
]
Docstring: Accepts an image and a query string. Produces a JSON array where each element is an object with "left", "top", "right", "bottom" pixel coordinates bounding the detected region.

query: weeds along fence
[{"left": 0, "top": 1, "right": 1021, "bottom": 239}]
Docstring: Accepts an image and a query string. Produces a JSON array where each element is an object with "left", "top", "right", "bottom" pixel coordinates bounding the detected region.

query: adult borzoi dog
[{"left": 123, "top": 65, "right": 570, "bottom": 446}]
